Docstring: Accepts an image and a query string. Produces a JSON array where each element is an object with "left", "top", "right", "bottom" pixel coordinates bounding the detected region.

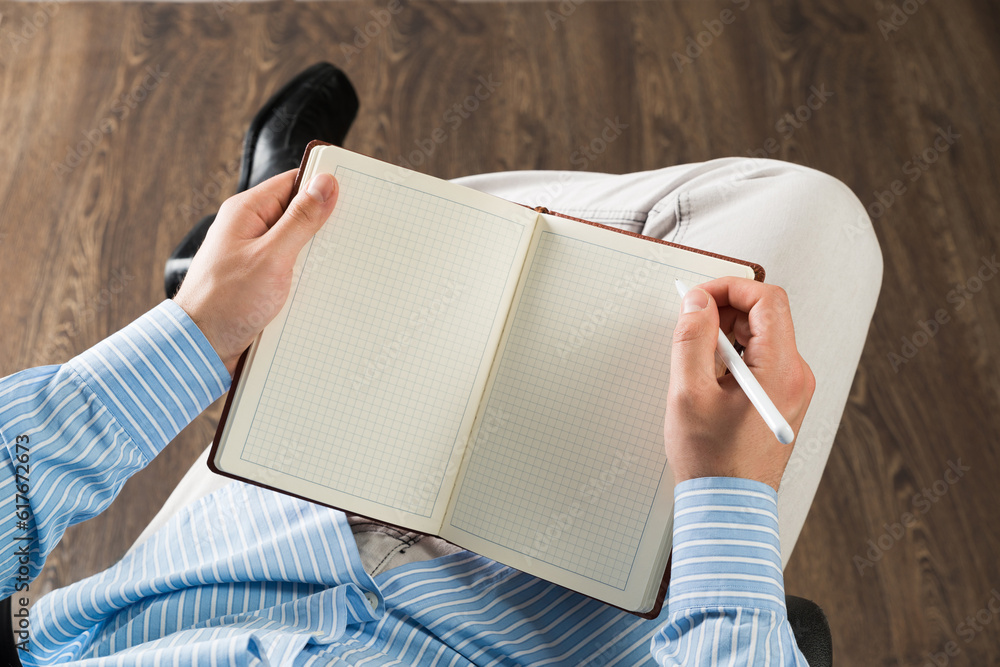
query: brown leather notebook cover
[{"left": 208, "top": 141, "right": 766, "bottom": 620}]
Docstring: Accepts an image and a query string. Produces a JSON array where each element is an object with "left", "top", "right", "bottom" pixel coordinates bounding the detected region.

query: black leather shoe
[
  {"left": 237, "top": 62, "right": 359, "bottom": 191},
  {"left": 164, "top": 62, "right": 359, "bottom": 298},
  {"left": 163, "top": 213, "right": 216, "bottom": 299}
]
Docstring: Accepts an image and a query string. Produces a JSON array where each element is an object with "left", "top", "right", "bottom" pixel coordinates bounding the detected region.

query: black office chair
[{"left": 2, "top": 594, "right": 831, "bottom": 665}]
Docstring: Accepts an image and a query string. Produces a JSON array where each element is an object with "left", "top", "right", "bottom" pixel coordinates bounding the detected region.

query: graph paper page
[
  {"left": 442, "top": 213, "right": 756, "bottom": 608},
  {"left": 214, "top": 147, "right": 537, "bottom": 533}
]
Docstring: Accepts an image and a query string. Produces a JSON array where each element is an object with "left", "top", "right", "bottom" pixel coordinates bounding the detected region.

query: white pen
[{"left": 674, "top": 279, "right": 795, "bottom": 445}]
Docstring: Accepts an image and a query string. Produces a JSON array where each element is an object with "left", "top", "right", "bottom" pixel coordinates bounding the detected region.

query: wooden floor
[{"left": 1, "top": 0, "right": 998, "bottom": 663}]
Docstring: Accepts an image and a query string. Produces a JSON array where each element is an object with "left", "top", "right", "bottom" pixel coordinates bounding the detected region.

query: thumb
[
  {"left": 269, "top": 173, "right": 339, "bottom": 257},
  {"left": 670, "top": 288, "right": 722, "bottom": 391}
]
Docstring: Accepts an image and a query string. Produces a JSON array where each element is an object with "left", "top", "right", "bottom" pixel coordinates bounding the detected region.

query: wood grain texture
[{"left": 0, "top": 0, "right": 998, "bottom": 663}]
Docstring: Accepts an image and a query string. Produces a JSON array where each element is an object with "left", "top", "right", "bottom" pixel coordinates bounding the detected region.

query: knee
[
  {"left": 799, "top": 165, "right": 883, "bottom": 282},
  {"left": 738, "top": 159, "right": 884, "bottom": 281}
]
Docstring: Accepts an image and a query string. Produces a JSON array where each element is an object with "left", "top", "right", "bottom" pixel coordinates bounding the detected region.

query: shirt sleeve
[
  {"left": 650, "top": 477, "right": 808, "bottom": 666},
  {"left": 0, "top": 299, "right": 230, "bottom": 598}
]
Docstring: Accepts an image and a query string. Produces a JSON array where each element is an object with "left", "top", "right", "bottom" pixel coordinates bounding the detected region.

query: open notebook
[{"left": 210, "top": 143, "right": 763, "bottom": 617}]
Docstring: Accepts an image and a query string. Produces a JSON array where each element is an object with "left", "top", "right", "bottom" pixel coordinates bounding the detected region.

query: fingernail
[
  {"left": 306, "top": 173, "right": 336, "bottom": 203},
  {"left": 682, "top": 288, "right": 709, "bottom": 313}
]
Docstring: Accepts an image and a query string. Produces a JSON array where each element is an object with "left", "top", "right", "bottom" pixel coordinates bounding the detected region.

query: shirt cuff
[
  {"left": 668, "top": 477, "right": 786, "bottom": 615},
  {"left": 65, "top": 299, "right": 231, "bottom": 462}
]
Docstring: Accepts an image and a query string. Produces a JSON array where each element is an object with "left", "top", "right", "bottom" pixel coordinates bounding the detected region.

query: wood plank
[{"left": 0, "top": 0, "right": 997, "bottom": 662}]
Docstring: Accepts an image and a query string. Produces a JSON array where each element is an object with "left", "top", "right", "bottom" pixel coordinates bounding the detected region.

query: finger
[
  {"left": 697, "top": 276, "right": 799, "bottom": 363},
  {"left": 717, "top": 308, "right": 751, "bottom": 348},
  {"left": 226, "top": 170, "right": 300, "bottom": 228},
  {"left": 718, "top": 305, "right": 739, "bottom": 335},
  {"left": 267, "top": 173, "right": 339, "bottom": 258},
  {"left": 669, "top": 287, "right": 722, "bottom": 394},
  {"left": 731, "top": 312, "right": 752, "bottom": 347}
]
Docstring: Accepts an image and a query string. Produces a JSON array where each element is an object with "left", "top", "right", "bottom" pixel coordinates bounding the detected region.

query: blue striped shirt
[{"left": 0, "top": 299, "right": 806, "bottom": 665}]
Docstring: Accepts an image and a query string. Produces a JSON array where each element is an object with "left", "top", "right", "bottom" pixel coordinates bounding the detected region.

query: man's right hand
[{"left": 663, "top": 277, "right": 815, "bottom": 491}]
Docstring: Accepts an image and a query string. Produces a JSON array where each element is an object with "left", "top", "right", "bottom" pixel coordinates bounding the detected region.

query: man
[{"left": 1, "top": 64, "right": 881, "bottom": 665}]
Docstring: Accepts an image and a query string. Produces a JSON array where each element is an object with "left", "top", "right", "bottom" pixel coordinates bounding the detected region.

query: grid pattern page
[
  {"left": 450, "top": 232, "right": 713, "bottom": 588},
  {"left": 238, "top": 167, "right": 530, "bottom": 517}
]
